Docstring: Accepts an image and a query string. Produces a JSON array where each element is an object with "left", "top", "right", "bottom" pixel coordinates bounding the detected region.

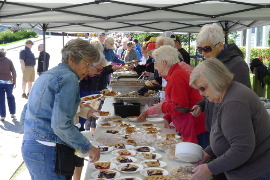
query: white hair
[
  {"left": 93, "top": 53, "right": 108, "bottom": 66},
  {"left": 190, "top": 58, "right": 233, "bottom": 97},
  {"left": 156, "top": 36, "right": 175, "bottom": 47},
  {"left": 104, "top": 37, "right": 114, "bottom": 48},
  {"left": 91, "top": 40, "right": 104, "bottom": 52},
  {"left": 152, "top": 45, "right": 179, "bottom": 67},
  {"left": 197, "top": 23, "right": 224, "bottom": 46}
]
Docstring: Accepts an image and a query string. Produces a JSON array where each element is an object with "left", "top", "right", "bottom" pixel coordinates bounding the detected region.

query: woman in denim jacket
[{"left": 21, "top": 38, "right": 101, "bottom": 180}]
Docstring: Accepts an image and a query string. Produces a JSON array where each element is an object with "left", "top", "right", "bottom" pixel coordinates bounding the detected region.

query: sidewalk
[
  {"left": 0, "top": 36, "right": 52, "bottom": 180},
  {"left": 0, "top": 36, "right": 89, "bottom": 180}
]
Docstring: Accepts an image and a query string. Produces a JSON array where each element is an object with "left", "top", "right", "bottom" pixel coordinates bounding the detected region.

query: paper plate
[
  {"left": 111, "top": 156, "right": 138, "bottom": 164},
  {"left": 146, "top": 118, "right": 164, "bottom": 123},
  {"left": 116, "top": 163, "right": 144, "bottom": 173},
  {"left": 140, "top": 160, "right": 167, "bottom": 168},
  {"left": 89, "top": 161, "right": 117, "bottom": 170},
  {"left": 91, "top": 169, "right": 120, "bottom": 179},
  {"left": 140, "top": 167, "right": 168, "bottom": 177}
]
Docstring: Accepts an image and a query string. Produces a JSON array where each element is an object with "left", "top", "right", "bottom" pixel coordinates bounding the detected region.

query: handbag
[{"left": 55, "top": 143, "right": 75, "bottom": 176}]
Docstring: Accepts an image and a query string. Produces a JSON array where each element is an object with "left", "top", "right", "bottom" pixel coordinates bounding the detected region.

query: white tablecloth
[{"left": 84, "top": 98, "right": 191, "bottom": 180}]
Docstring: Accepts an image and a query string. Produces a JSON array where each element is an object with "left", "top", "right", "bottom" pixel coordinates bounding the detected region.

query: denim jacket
[{"left": 21, "top": 63, "right": 92, "bottom": 154}]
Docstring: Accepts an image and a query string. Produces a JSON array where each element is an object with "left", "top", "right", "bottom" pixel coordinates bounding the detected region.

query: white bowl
[{"left": 175, "top": 142, "right": 203, "bottom": 162}]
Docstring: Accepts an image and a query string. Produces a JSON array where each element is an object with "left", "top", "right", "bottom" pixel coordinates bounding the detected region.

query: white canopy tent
[
  {"left": 1, "top": 0, "right": 270, "bottom": 65},
  {"left": 0, "top": 0, "right": 270, "bottom": 33}
]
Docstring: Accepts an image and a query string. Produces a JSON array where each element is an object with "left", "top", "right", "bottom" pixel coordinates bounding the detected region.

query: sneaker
[
  {"left": 11, "top": 115, "right": 16, "bottom": 119},
  {"left": 22, "top": 93, "right": 28, "bottom": 99},
  {"left": 0, "top": 117, "right": 5, "bottom": 121}
]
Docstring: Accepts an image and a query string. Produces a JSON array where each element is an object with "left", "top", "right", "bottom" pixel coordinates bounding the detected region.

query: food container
[
  {"left": 175, "top": 142, "right": 203, "bottom": 162},
  {"left": 114, "top": 96, "right": 159, "bottom": 106},
  {"left": 113, "top": 102, "right": 141, "bottom": 118}
]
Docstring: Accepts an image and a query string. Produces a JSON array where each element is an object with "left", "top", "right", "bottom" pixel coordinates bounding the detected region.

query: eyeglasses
[
  {"left": 197, "top": 42, "right": 220, "bottom": 54},
  {"left": 82, "top": 60, "right": 94, "bottom": 68},
  {"left": 197, "top": 84, "right": 207, "bottom": 92}
]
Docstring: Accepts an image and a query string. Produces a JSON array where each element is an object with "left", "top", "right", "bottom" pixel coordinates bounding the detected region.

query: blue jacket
[
  {"left": 21, "top": 63, "right": 92, "bottom": 153},
  {"left": 103, "top": 48, "right": 124, "bottom": 64}
]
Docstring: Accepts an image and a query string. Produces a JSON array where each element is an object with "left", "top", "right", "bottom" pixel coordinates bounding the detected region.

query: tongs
[
  {"left": 137, "top": 73, "right": 145, "bottom": 83},
  {"left": 174, "top": 106, "right": 194, "bottom": 113}
]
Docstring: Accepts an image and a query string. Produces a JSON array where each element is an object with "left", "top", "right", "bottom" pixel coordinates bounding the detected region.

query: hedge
[
  {"left": 238, "top": 46, "right": 270, "bottom": 61},
  {"left": 0, "top": 29, "right": 37, "bottom": 44}
]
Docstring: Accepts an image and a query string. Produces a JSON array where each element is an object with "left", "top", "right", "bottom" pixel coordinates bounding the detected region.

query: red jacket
[{"left": 161, "top": 63, "right": 206, "bottom": 143}]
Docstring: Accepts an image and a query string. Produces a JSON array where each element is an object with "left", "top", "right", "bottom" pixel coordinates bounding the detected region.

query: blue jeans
[
  {"left": 21, "top": 140, "right": 66, "bottom": 180},
  {"left": 0, "top": 83, "right": 15, "bottom": 117}
]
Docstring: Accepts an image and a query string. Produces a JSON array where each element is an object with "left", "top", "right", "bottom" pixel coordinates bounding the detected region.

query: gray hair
[
  {"left": 104, "top": 37, "right": 114, "bottom": 48},
  {"left": 93, "top": 53, "right": 108, "bottom": 67},
  {"left": 190, "top": 58, "right": 234, "bottom": 97},
  {"left": 61, "top": 38, "right": 100, "bottom": 64},
  {"left": 156, "top": 36, "right": 175, "bottom": 47},
  {"left": 152, "top": 45, "right": 179, "bottom": 67},
  {"left": 91, "top": 40, "right": 104, "bottom": 53},
  {"left": 0, "top": 48, "right": 6, "bottom": 57},
  {"left": 197, "top": 23, "right": 224, "bottom": 46}
]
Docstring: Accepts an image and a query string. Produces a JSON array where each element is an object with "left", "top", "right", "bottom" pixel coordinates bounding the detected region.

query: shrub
[
  {"left": 238, "top": 46, "right": 270, "bottom": 61},
  {"left": 0, "top": 29, "right": 38, "bottom": 44}
]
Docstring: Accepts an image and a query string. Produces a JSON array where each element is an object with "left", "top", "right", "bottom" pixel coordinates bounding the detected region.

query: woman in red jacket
[{"left": 138, "top": 45, "right": 207, "bottom": 147}]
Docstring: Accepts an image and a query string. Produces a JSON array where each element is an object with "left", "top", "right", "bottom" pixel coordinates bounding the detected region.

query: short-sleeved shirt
[{"left": 20, "top": 46, "right": 36, "bottom": 66}]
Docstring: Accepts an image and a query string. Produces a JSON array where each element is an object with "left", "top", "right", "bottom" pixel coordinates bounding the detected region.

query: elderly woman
[
  {"left": 138, "top": 45, "right": 206, "bottom": 145},
  {"left": 103, "top": 37, "right": 124, "bottom": 64},
  {"left": 21, "top": 38, "right": 101, "bottom": 180},
  {"left": 0, "top": 48, "right": 16, "bottom": 121},
  {"left": 189, "top": 59, "right": 270, "bottom": 180},
  {"left": 124, "top": 41, "right": 138, "bottom": 62}
]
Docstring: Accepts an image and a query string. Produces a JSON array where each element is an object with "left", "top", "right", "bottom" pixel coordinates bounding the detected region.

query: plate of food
[
  {"left": 90, "top": 161, "right": 117, "bottom": 170},
  {"left": 93, "top": 111, "right": 111, "bottom": 117},
  {"left": 146, "top": 118, "right": 164, "bottom": 123},
  {"left": 134, "top": 146, "right": 155, "bottom": 153},
  {"left": 140, "top": 167, "right": 168, "bottom": 177},
  {"left": 119, "top": 123, "right": 135, "bottom": 128},
  {"left": 97, "top": 122, "right": 116, "bottom": 128},
  {"left": 91, "top": 169, "right": 120, "bottom": 179},
  {"left": 112, "top": 120, "right": 123, "bottom": 124},
  {"left": 101, "top": 89, "right": 119, "bottom": 97},
  {"left": 103, "top": 116, "right": 122, "bottom": 121},
  {"left": 143, "top": 175, "right": 178, "bottom": 180},
  {"left": 141, "top": 123, "right": 155, "bottom": 127},
  {"left": 81, "top": 94, "right": 103, "bottom": 102},
  {"left": 102, "top": 129, "right": 120, "bottom": 134},
  {"left": 116, "top": 163, "right": 144, "bottom": 173},
  {"left": 125, "top": 127, "right": 138, "bottom": 134},
  {"left": 140, "top": 160, "right": 167, "bottom": 168},
  {"left": 114, "top": 143, "right": 134, "bottom": 149},
  {"left": 170, "top": 165, "right": 195, "bottom": 180},
  {"left": 143, "top": 127, "right": 161, "bottom": 132},
  {"left": 111, "top": 156, "right": 138, "bottom": 164},
  {"left": 115, "top": 176, "right": 142, "bottom": 180},
  {"left": 137, "top": 152, "right": 161, "bottom": 160},
  {"left": 112, "top": 149, "right": 136, "bottom": 156},
  {"left": 126, "top": 116, "right": 139, "bottom": 122},
  {"left": 126, "top": 139, "right": 138, "bottom": 146},
  {"left": 97, "top": 146, "right": 114, "bottom": 153}
]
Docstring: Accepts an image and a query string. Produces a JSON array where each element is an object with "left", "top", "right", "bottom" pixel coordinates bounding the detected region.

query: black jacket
[
  {"left": 79, "top": 65, "right": 114, "bottom": 92},
  {"left": 37, "top": 51, "right": 50, "bottom": 73}
]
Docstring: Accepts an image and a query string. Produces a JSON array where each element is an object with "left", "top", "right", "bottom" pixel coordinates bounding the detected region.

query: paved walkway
[{"left": 0, "top": 35, "right": 84, "bottom": 180}]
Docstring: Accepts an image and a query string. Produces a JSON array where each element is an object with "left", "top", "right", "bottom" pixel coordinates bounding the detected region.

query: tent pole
[
  {"left": 188, "top": 33, "right": 191, "bottom": 54},
  {"left": 224, "top": 21, "right": 229, "bottom": 45},
  {"left": 62, "top": 32, "right": 65, "bottom": 47},
  {"left": 42, "top": 24, "right": 47, "bottom": 73},
  {"left": 246, "top": 28, "right": 251, "bottom": 67}
]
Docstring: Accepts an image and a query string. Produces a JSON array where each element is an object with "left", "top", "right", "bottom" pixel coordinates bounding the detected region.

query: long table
[{"left": 84, "top": 97, "right": 191, "bottom": 180}]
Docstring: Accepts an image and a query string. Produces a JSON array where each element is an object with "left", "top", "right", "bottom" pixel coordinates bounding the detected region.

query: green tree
[
  {"left": 268, "top": 30, "right": 270, "bottom": 47},
  {"left": 228, "top": 32, "right": 240, "bottom": 44},
  {"left": 177, "top": 34, "right": 197, "bottom": 46},
  {"left": 132, "top": 33, "right": 160, "bottom": 43}
]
